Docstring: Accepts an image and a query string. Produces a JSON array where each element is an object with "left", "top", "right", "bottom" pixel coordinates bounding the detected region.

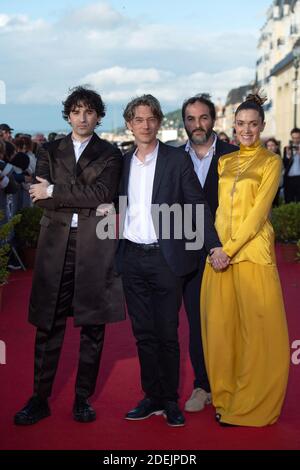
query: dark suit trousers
[
  {"left": 33, "top": 229, "right": 105, "bottom": 400},
  {"left": 122, "top": 242, "right": 183, "bottom": 403},
  {"left": 183, "top": 255, "right": 210, "bottom": 392}
]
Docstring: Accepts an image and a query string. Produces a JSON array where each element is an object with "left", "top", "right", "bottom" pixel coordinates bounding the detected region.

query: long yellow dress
[{"left": 200, "top": 140, "right": 290, "bottom": 427}]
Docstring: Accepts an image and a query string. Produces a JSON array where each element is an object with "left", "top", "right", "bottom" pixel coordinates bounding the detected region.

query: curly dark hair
[
  {"left": 62, "top": 86, "right": 106, "bottom": 123},
  {"left": 181, "top": 94, "right": 216, "bottom": 121}
]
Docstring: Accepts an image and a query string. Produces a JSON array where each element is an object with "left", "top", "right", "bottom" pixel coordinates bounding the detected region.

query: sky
[{"left": 0, "top": 0, "right": 272, "bottom": 133}]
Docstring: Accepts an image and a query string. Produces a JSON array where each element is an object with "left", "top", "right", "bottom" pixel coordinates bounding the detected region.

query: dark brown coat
[{"left": 29, "top": 133, "right": 125, "bottom": 332}]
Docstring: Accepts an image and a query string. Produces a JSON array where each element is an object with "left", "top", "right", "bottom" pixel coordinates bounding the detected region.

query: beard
[{"left": 188, "top": 127, "right": 213, "bottom": 145}]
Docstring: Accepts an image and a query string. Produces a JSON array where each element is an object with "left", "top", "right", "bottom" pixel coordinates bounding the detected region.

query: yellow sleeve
[
  {"left": 218, "top": 156, "right": 225, "bottom": 177},
  {"left": 223, "top": 156, "right": 281, "bottom": 258},
  {"left": 217, "top": 157, "right": 225, "bottom": 203}
]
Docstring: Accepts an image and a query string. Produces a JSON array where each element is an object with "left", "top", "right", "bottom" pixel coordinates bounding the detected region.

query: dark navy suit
[
  {"left": 182, "top": 138, "right": 238, "bottom": 391},
  {"left": 117, "top": 141, "right": 221, "bottom": 402}
]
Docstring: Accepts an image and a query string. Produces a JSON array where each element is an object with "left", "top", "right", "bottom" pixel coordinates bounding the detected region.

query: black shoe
[
  {"left": 73, "top": 397, "right": 96, "bottom": 423},
  {"left": 14, "top": 396, "right": 50, "bottom": 425},
  {"left": 219, "top": 421, "right": 238, "bottom": 427},
  {"left": 163, "top": 401, "right": 185, "bottom": 427},
  {"left": 125, "top": 398, "right": 164, "bottom": 420}
]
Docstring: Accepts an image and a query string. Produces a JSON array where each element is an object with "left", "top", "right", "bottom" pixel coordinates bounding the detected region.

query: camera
[{"left": 289, "top": 141, "right": 300, "bottom": 153}]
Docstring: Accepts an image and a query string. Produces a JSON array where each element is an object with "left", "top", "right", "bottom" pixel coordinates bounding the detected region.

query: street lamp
[{"left": 293, "top": 43, "right": 300, "bottom": 128}]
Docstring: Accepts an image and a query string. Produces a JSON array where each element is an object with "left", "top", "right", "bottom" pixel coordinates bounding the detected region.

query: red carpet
[{"left": 0, "top": 248, "right": 300, "bottom": 450}]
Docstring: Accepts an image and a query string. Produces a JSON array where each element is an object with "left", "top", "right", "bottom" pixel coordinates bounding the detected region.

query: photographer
[{"left": 283, "top": 127, "right": 300, "bottom": 203}]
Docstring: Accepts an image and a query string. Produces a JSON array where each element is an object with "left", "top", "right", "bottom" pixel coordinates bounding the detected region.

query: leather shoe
[
  {"left": 73, "top": 397, "right": 96, "bottom": 423},
  {"left": 14, "top": 396, "right": 50, "bottom": 425},
  {"left": 219, "top": 421, "right": 238, "bottom": 427},
  {"left": 163, "top": 401, "right": 185, "bottom": 427},
  {"left": 125, "top": 398, "right": 164, "bottom": 420}
]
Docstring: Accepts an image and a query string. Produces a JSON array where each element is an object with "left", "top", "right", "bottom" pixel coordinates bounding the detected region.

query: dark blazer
[
  {"left": 181, "top": 138, "right": 238, "bottom": 218},
  {"left": 29, "top": 133, "right": 125, "bottom": 332},
  {"left": 117, "top": 141, "right": 221, "bottom": 277}
]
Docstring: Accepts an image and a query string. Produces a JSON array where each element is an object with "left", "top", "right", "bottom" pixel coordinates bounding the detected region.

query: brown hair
[
  {"left": 235, "top": 93, "right": 267, "bottom": 122},
  {"left": 123, "top": 94, "right": 164, "bottom": 123}
]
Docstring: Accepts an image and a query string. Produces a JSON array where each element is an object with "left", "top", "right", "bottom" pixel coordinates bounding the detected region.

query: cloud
[
  {"left": 62, "top": 2, "right": 131, "bottom": 30},
  {"left": 0, "top": 13, "right": 45, "bottom": 32},
  {"left": 0, "top": 1, "right": 258, "bottom": 113},
  {"left": 82, "top": 65, "right": 254, "bottom": 105},
  {"left": 82, "top": 66, "right": 173, "bottom": 87}
]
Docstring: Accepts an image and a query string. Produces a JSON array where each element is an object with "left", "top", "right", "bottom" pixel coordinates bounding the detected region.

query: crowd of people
[
  {"left": 1, "top": 122, "right": 299, "bottom": 234},
  {"left": 0, "top": 86, "right": 293, "bottom": 429}
]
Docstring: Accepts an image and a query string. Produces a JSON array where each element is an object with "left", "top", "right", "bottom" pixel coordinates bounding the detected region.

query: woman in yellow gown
[{"left": 201, "top": 94, "right": 290, "bottom": 427}]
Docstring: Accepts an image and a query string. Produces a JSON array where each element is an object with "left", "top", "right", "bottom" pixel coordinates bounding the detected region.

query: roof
[
  {"left": 270, "top": 40, "right": 300, "bottom": 76},
  {"left": 225, "top": 85, "right": 253, "bottom": 106},
  {"left": 271, "top": 52, "right": 294, "bottom": 75}
]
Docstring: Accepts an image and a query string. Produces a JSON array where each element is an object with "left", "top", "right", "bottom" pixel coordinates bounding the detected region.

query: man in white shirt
[
  {"left": 118, "top": 94, "right": 228, "bottom": 427},
  {"left": 181, "top": 95, "right": 237, "bottom": 413},
  {"left": 14, "top": 87, "right": 124, "bottom": 426}
]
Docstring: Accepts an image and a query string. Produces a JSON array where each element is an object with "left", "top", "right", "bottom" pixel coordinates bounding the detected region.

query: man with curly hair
[{"left": 14, "top": 87, "right": 125, "bottom": 425}]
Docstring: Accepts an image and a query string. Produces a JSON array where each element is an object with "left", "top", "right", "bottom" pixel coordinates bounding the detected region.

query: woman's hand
[{"left": 209, "top": 247, "right": 230, "bottom": 271}]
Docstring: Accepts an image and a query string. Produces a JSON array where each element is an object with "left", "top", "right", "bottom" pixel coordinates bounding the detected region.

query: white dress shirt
[
  {"left": 185, "top": 133, "right": 217, "bottom": 187},
  {"left": 47, "top": 135, "right": 92, "bottom": 227},
  {"left": 123, "top": 142, "right": 159, "bottom": 244}
]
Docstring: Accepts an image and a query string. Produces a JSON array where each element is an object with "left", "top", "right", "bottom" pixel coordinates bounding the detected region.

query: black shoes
[
  {"left": 125, "top": 398, "right": 185, "bottom": 427},
  {"left": 219, "top": 421, "right": 238, "bottom": 427},
  {"left": 215, "top": 413, "right": 238, "bottom": 427},
  {"left": 14, "top": 396, "right": 51, "bottom": 425},
  {"left": 125, "top": 398, "right": 164, "bottom": 420},
  {"left": 73, "top": 396, "right": 96, "bottom": 423},
  {"left": 14, "top": 395, "right": 184, "bottom": 427},
  {"left": 163, "top": 401, "right": 185, "bottom": 427},
  {"left": 14, "top": 395, "right": 96, "bottom": 424}
]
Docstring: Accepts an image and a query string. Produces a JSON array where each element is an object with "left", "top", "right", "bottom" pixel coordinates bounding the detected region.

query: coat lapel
[
  {"left": 204, "top": 152, "right": 218, "bottom": 191},
  {"left": 151, "top": 141, "right": 169, "bottom": 203},
  {"left": 123, "top": 151, "right": 133, "bottom": 197},
  {"left": 57, "top": 134, "right": 76, "bottom": 175},
  {"left": 76, "top": 133, "right": 104, "bottom": 176},
  {"left": 203, "top": 138, "right": 225, "bottom": 191}
]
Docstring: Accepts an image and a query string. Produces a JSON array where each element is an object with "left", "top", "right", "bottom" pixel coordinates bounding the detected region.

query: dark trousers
[
  {"left": 33, "top": 229, "right": 105, "bottom": 400},
  {"left": 122, "top": 242, "right": 182, "bottom": 403},
  {"left": 183, "top": 255, "right": 210, "bottom": 392},
  {"left": 284, "top": 175, "right": 300, "bottom": 203}
]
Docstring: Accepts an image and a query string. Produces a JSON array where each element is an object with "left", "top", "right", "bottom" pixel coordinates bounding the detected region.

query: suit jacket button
[{"left": 70, "top": 178, "right": 75, "bottom": 184}]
